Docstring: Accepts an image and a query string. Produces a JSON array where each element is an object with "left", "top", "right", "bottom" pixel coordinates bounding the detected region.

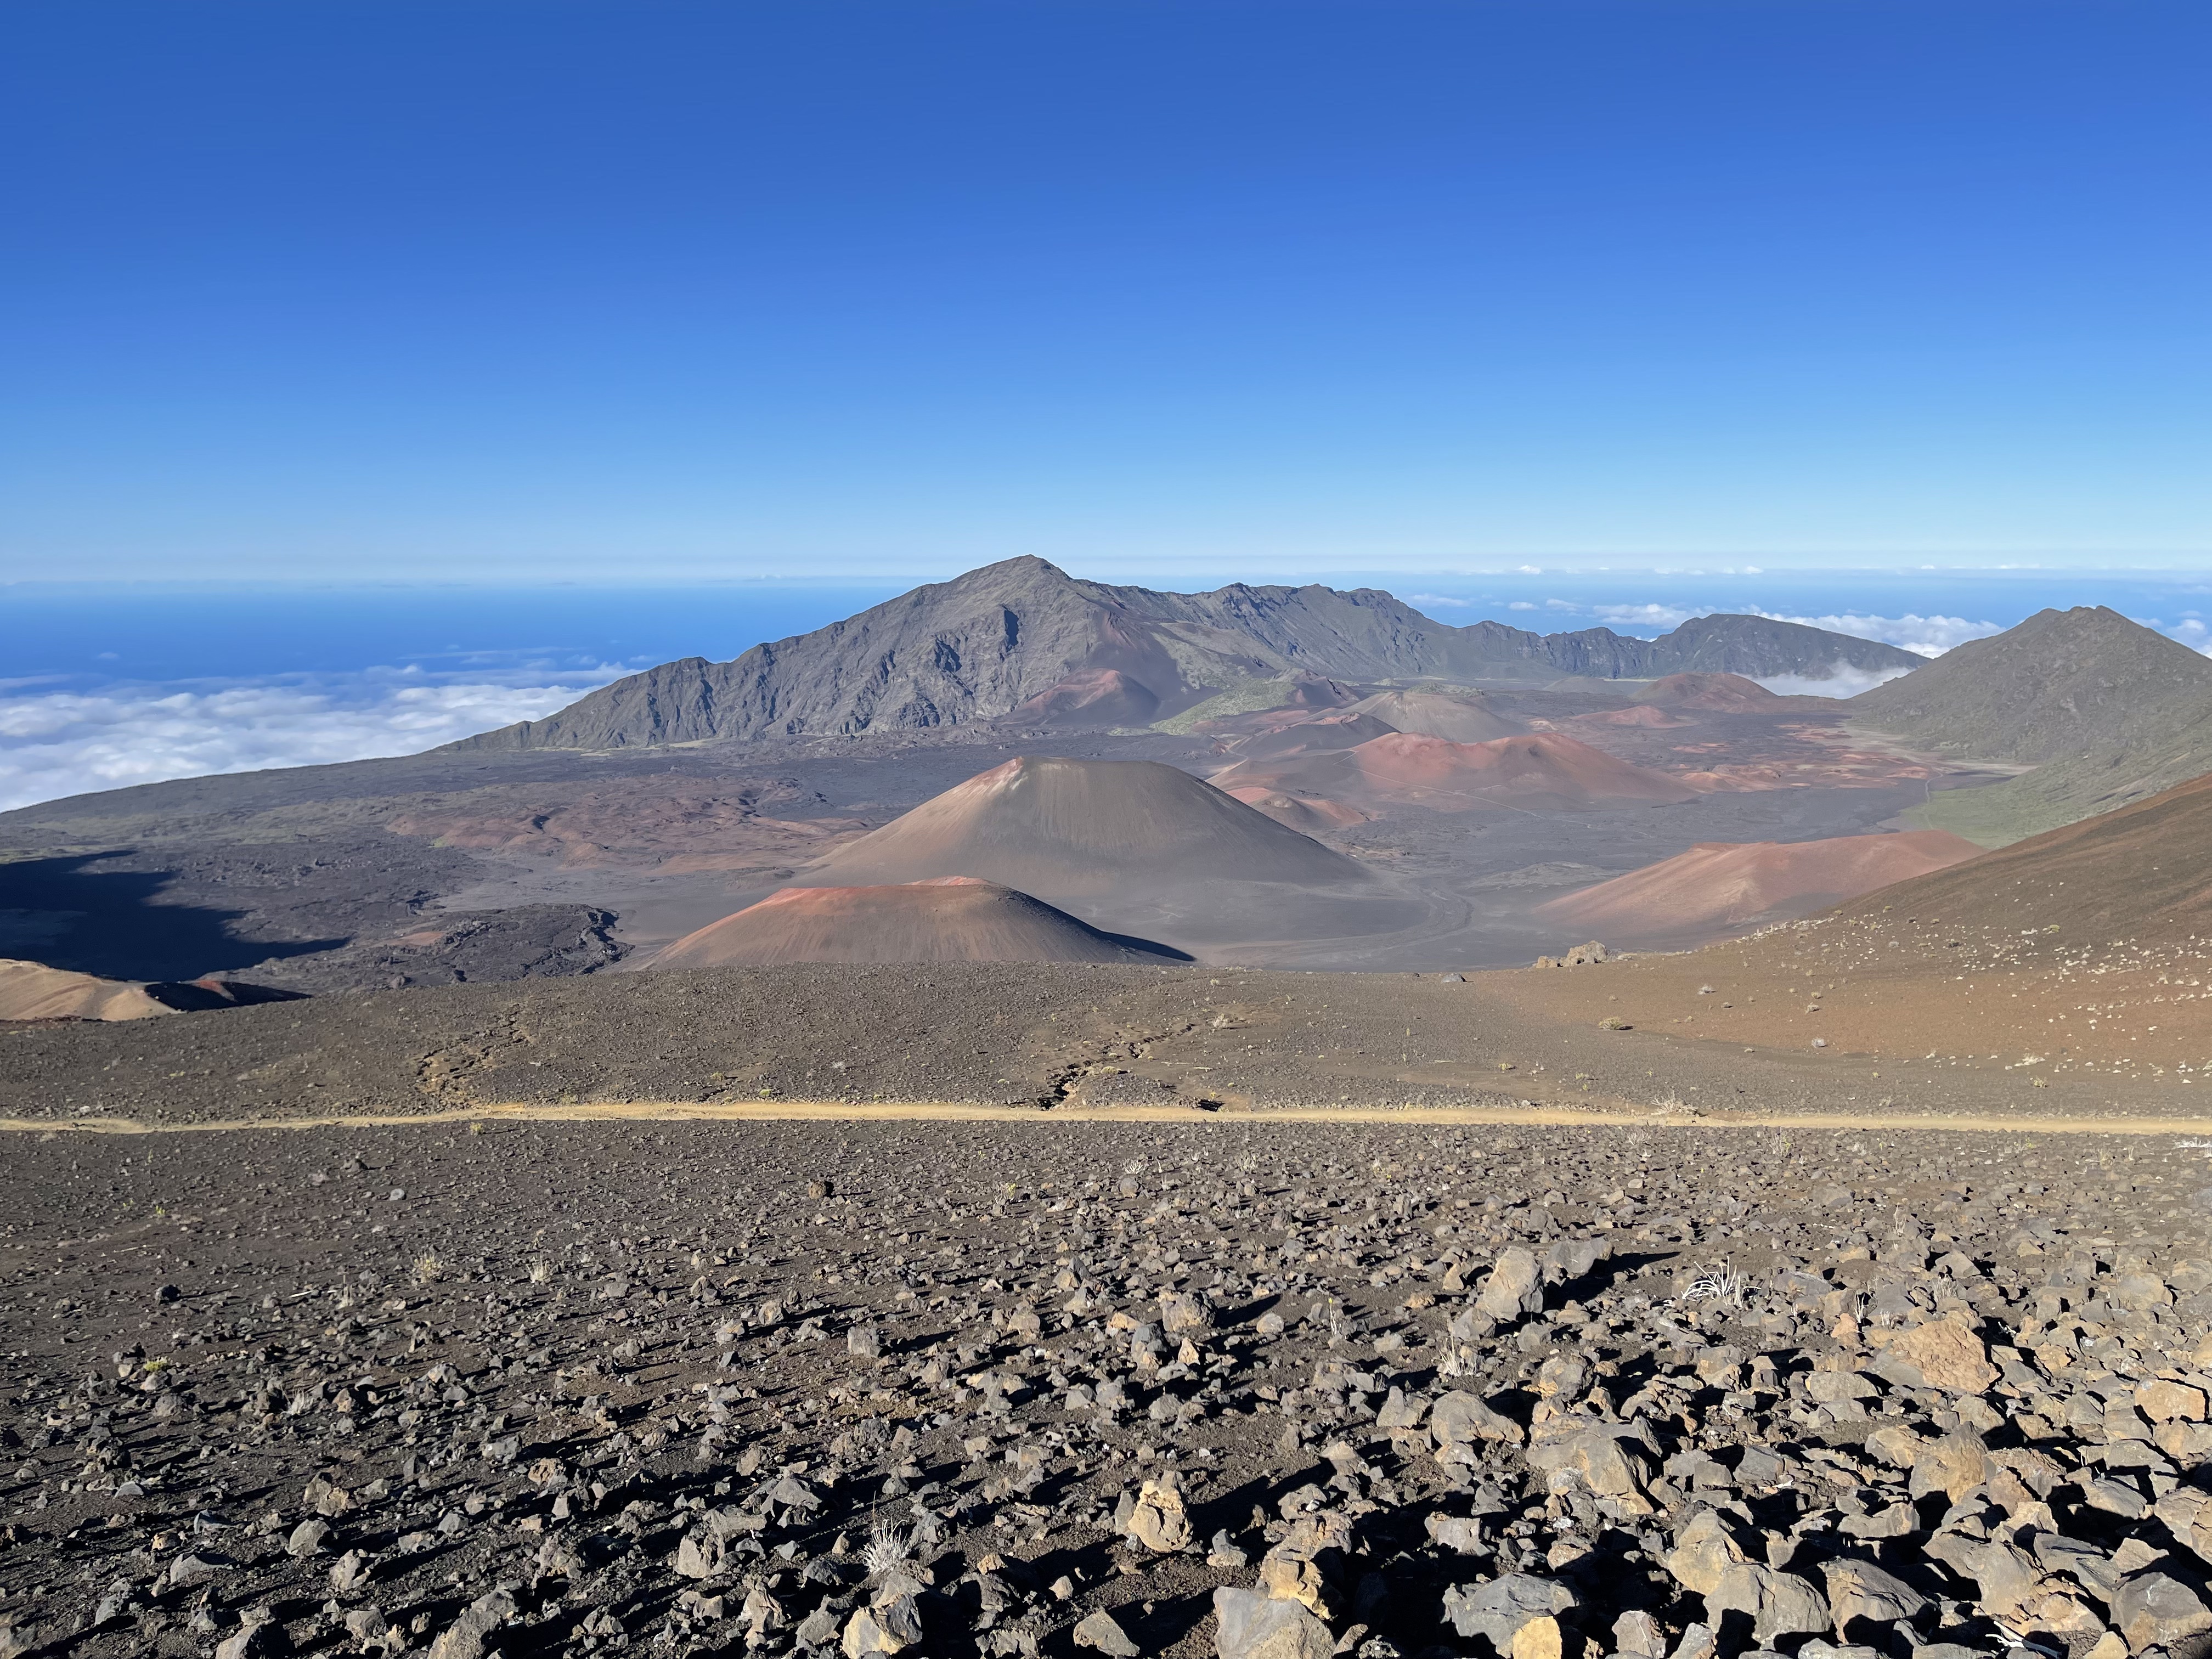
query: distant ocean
[{"left": 2, "top": 569, "right": 2205, "bottom": 813}]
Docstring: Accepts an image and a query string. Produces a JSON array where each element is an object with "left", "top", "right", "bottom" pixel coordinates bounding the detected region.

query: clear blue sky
[{"left": 3, "top": 1, "right": 2205, "bottom": 586}]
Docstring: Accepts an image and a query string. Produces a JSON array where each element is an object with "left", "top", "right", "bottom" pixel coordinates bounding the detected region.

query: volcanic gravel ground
[
  {"left": 1486, "top": 919, "right": 2212, "bottom": 1085},
  {"left": 2, "top": 966, "right": 2196, "bottom": 1131},
  {"left": 6, "top": 1121, "right": 2212, "bottom": 1659}
]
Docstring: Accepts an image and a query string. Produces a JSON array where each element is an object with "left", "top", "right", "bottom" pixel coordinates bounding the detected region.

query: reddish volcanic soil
[
  {"left": 1340, "top": 689, "right": 1522, "bottom": 742},
  {"left": 1820, "top": 768, "right": 2212, "bottom": 944},
  {"left": 1533, "top": 828, "right": 1983, "bottom": 943},
  {"left": 650, "top": 876, "right": 1186, "bottom": 967},
  {"left": 1223, "top": 712, "right": 1400, "bottom": 761},
  {"left": 1215, "top": 731, "right": 1699, "bottom": 814},
  {"left": 1570, "top": 704, "right": 1693, "bottom": 729},
  {"left": 1632, "top": 671, "right": 1787, "bottom": 712},
  {"left": 1002, "top": 666, "right": 1161, "bottom": 726},
  {"left": 1217, "top": 786, "right": 1372, "bottom": 834},
  {"left": 1493, "top": 773, "right": 2212, "bottom": 1082}
]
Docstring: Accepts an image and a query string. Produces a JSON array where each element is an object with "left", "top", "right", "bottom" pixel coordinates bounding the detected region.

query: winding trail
[{"left": 3, "top": 1097, "right": 2208, "bottom": 1136}]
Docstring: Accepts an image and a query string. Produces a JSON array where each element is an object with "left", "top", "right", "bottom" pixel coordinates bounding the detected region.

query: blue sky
[{"left": 2, "top": 0, "right": 2207, "bottom": 586}]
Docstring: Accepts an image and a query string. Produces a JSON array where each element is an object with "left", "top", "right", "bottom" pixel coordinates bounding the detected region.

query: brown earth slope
[
  {"left": 0, "top": 959, "right": 177, "bottom": 1022},
  {"left": 1632, "top": 672, "right": 1786, "bottom": 713},
  {"left": 1493, "top": 770, "right": 2212, "bottom": 1081},
  {"left": 0, "top": 959, "right": 302, "bottom": 1022},
  {"left": 4, "top": 954, "right": 2203, "bottom": 1130},
  {"left": 1339, "top": 688, "right": 1522, "bottom": 742},
  {"left": 1533, "top": 829, "right": 1984, "bottom": 944},
  {"left": 1215, "top": 731, "right": 1700, "bottom": 815},
  {"left": 650, "top": 877, "right": 1188, "bottom": 967},
  {"left": 1222, "top": 712, "right": 1401, "bottom": 761}
]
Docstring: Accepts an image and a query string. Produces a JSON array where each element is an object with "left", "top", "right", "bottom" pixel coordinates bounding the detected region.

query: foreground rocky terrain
[{"left": 5, "top": 1114, "right": 2212, "bottom": 1659}]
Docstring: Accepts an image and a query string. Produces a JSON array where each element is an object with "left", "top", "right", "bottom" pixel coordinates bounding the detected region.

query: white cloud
[
  {"left": 1752, "top": 610, "right": 2003, "bottom": 657},
  {"left": 1593, "top": 602, "right": 1696, "bottom": 629},
  {"left": 0, "top": 667, "right": 625, "bottom": 813},
  {"left": 1407, "top": 593, "right": 1471, "bottom": 608},
  {"left": 2135, "top": 616, "right": 2212, "bottom": 657},
  {"left": 1507, "top": 601, "right": 1537, "bottom": 611},
  {"left": 1515, "top": 564, "right": 1543, "bottom": 574},
  {"left": 1753, "top": 664, "right": 1918, "bottom": 699}
]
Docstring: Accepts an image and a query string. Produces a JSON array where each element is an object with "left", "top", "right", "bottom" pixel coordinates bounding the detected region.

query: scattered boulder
[
  {"left": 2111, "top": 1571, "right": 2212, "bottom": 1652},
  {"left": 1704, "top": 1563, "right": 1829, "bottom": 1646},
  {"left": 1125, "top": 1474, "right": 1193, "bottom": 1553},
  {"left": 1074, "top": 1608, "right": 1141, "bottom": 1656},
  {"left": 1820, "top": 1558, "right": 1929, "bottom": 1639},
  {"left": 1477, "top": 1248, "right": 1547, "bottom": 1320},
  {"left": 1444, "top": 1573, "right": 1581, "bottom": 1654},
  {"left": 1213, "top": 1586, "right": 1334, "bottom": 1659},
  {"left": 1432, "top": 1390, "right": 1526, "bottom": 1459},
  {"left": 1875, "top": 1318, "right": 1998, "bottom": 1393},
  {"left": 427, "top": 1588, "right": 517, "bottom": 1659},
  {"left": 1666, "top": 1510, "right": 1748, "bottom": 1597}
]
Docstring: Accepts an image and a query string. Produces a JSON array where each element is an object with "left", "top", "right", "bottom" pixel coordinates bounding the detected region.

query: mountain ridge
[
  {"left": 1849, "top": 605, "right": 2212, "bottom": 763},
  {"left": 449, "top": 557, "right": 1922, "bottom": 752},
  {"left": 1847, "top": 606, "right": 2212, "bottom": 846}
]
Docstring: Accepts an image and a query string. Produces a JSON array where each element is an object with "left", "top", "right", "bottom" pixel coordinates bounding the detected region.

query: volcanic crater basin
[{"left": 5, "top": 1113, "right": 2212, "bottom": 1659}]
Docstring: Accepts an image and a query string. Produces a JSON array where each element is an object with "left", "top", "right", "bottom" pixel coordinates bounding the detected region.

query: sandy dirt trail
[{"left": 5, "top": 1096, "right": 2210, "bottom": 1136}]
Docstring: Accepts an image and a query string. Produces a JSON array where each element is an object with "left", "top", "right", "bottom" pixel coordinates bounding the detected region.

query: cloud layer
[
  {"left": 1751, "top": 664, "right": 1917, "bottom": 698},
  {"left": 1750, "top": 610, "right": 2005, "bottom": 658},
  {"left": 0, "top": 668, "right": 623, "bottom": 813}
]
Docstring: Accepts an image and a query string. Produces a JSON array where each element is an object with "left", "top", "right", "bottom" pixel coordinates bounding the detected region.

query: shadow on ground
[{"left": 0, "top": 851, "right": 343, "bottom": 980}]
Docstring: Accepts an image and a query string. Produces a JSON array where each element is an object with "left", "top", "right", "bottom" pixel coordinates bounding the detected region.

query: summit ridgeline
[{"left": 448, "top": 557, "right": 1922, "bottom": 751}]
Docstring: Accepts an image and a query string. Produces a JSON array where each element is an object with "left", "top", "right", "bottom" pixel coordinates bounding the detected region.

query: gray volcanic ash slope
[
  {"left": 1852, "top": 607, "right": 2212, "bottom": 845},
  {"left": 450, "top": 558, "right": 1922, "bottom": 751},
  {"left": 1852, "top": 606, "right": 2212, "bottom": 763},
  {"left": 793, "top": 754, "right": 1419, "bottom": 951},
  {"left": 799, "top": 755, "right": 1370, "bottom": 897}
]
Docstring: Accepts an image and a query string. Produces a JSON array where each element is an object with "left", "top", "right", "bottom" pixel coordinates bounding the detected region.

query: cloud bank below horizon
[{"left": 0, "top": 667, "right": 625, "bottom": 814}]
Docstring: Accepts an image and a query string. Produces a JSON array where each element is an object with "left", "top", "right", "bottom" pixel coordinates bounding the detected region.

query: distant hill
[
  {"left": 1853, "top": 607, "right": 2212, "bottom": 845},
  {"left": 1852, "top": 606, "right": 2212, "bottom": 762},
  {"left": 1227, "top": 713, "right": 1402, "bottom": 761},
  {"left": 450, "top": 557, "right": 1922, "bottom": 751},
  {"left": 650, "top": 877, "right": 1188, "bottom": 967},
  {"left": 1632, "top": 673, "right": 1786, "bottom": 713},
  {"left": 1211, "top": 731, "right": 1699, "bottom": 815},
  {"left": 1533, "top": 830, "right": 1982, "bottom": 943},
  {"left": 1340, "top": 688, "right": 1522, "bottom": 742},
  {"left": 1486, "top": 769, "right": 2212, "bottom": 1069},
  {"left": 797, "top": 754, "right": 1368, "bottom": 896},
  {"left": 0, "top": 960, "right": 301, "bottom": 1022}
]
